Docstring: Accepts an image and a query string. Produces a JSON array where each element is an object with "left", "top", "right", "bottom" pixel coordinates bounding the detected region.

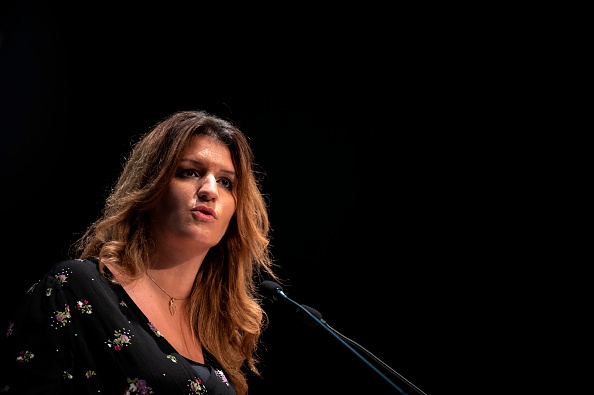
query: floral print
[
  {"left": 1, "top": 259, "right": 237, "bottom": 394},
  {"left": 215, "top": 369, "right": 230, "bottom": 386},
  {"left": 105, "top": 328, "right": 133, "bottom": 350},
  {"left": 26, "top": 282, "right": 38, "bottom": 294},
  {"left": 55, "top": 269, "right": 72, "bottom": 285},
  {"left": 76, "top": 300, "right": 93, "bottom": 314},
  {"left": 125, "top": 378, "right": 154, "bottom": 394},
  {"left": 148, "top": 322, "right": 163, "bottom": 337},
  {"left": 6, "top": 322, "right": 13, "bottom": 337},
  {"left": 167, "top": 354, "right": 179, "bottom": 363},
  {"left": 51, "top": 305, "right": 72, "bottom": 328},
  {"left": 15, "top": 350, "right": 34, "bottom": 363},
  {"left": 188, "top": 378, "right": 207, "bottom": 394}
]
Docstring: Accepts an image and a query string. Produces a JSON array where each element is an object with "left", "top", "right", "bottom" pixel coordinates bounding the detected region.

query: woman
[{"left": 1, "top": 110, "right": 280, "bottom": 394}]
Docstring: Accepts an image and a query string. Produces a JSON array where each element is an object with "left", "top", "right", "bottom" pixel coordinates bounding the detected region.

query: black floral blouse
[{"left": 0, "top": 258, "right": 238, "bottom": 395}]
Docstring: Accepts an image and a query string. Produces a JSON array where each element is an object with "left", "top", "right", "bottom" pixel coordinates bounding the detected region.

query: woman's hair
[{"left": 72, "top": 109, "right": 278, "bottom": 395}]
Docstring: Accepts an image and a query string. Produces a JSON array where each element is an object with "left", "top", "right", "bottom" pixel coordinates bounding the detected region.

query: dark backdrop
[{"left": 0, "top": 2, "right": 497, "bottom": 394}]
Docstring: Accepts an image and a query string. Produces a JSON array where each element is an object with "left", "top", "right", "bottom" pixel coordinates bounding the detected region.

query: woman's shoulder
[
  {"left": 48, "top": 257, "right": 98, "bottom": 273},
  {"left": 45, "top": 257, "right": 108, "bottom": 285}
]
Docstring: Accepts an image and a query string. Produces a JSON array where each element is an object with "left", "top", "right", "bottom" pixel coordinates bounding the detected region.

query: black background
[{"left": 0, "top": 2, "right": 504, "bottom": 394}]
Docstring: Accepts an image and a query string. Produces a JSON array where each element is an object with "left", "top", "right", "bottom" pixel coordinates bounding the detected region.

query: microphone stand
[
  {"left": 272, "top": 288, "right": 409, "bottom": 394},
  {"left": 298, "top": 305, "right": 427, "bottom": 395}
]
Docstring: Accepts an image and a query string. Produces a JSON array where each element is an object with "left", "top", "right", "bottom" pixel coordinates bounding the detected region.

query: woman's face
[{"left": 150, "top": 134, "right": 237, "bottom": 254}]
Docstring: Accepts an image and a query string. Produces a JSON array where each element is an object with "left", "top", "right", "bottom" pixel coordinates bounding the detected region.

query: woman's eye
[
  {"left": 180, "top": 168, "right": 200, "bottom": 178},
  {"left": 218, "top": 178, "right": 234, "bottom": 190}
]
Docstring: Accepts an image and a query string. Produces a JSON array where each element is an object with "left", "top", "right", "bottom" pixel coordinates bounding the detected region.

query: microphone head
[{"left": 259, "top": 280, "right": 283, "bottom": 298}]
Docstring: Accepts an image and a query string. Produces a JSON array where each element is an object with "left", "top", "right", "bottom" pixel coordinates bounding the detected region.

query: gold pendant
[{"left": 169, "top": 298, "right": 176, "bottom": 316}]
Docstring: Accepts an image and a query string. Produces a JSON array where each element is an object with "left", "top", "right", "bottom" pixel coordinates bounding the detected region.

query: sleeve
[{"left": 0, "top": 265, "right": 80, "bottom": 394}]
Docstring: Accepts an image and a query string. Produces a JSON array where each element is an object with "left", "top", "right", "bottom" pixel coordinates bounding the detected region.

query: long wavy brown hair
[{"left": 72, "top": 109, "right": 279, "bottom": 395}]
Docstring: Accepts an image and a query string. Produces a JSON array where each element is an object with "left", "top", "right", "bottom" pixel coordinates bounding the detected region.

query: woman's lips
[{"left": 191, "top": 205, "right": 217, "bottom": 220}]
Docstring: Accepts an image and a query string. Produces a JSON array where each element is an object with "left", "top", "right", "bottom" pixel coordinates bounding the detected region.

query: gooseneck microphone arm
[
  {"left": 298, "top": 304, "right": 427, "bottom": 395},
  {"left": 259, "top": 281, "right": 410, "bottom": 395}
]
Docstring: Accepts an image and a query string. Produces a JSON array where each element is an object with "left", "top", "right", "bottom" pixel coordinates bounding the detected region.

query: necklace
[{"left": 147, "top": 274, "right": 187, "bottom": 316}]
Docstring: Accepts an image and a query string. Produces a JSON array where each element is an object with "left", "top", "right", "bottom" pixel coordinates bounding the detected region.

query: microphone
[
  {"left": 259, "top": 280, "right": 286, "bottom": 300},
  {"left": 259, "top": 281, "right": 413, "bottom": 394}
]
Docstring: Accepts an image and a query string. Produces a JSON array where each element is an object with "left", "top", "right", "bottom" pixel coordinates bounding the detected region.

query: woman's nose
[{"left": 198, "top": 174, "right": 218, "bottom": 201}]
